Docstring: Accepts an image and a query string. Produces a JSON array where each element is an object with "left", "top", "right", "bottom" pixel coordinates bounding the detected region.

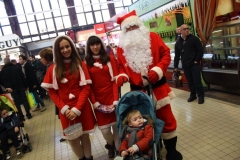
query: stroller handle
[{"left": 142, "top": 76, "right": 153, "bottom": 98}]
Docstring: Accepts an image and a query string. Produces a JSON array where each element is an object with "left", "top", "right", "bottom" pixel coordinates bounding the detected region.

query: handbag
[
  {"left": 172, "top": 71, "right": 183, "bottom": 88},
  {"left": 63, "top": 122, "right": 83, "bottom": 140},
  {"left": 26, "top": 91, "right": 37, "bottom": 108}
]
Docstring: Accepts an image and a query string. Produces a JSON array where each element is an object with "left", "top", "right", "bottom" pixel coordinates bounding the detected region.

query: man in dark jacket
[
  {"left": 0, "top": 73, "right": 12, "bottom": 94},
  {"left": 174, "top": 24, "right": 204, "bottom": 104},
  {"left": 19, "top": 55, "right": 46, "bottom": 112},
  {"left": 0, "top": 58, "right": 32, "bottom": 120}
]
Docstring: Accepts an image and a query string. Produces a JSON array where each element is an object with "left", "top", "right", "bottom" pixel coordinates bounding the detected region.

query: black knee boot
[
  {"left": 163, "top": 136, "right": 182, "bottom": 160},
  {"left": 79, "top": 156, "right": 85, "bottom": 160},
  {"left": 105, "top": 142, "right": 116, "bottom": 158},
  {"left": 85, "top": 156, "right": 93, "bottom": 160}
]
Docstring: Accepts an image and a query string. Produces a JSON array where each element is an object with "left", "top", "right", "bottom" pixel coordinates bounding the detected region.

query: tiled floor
[{"left": 6, "top": 83, "right": 240, "bottom": 160}]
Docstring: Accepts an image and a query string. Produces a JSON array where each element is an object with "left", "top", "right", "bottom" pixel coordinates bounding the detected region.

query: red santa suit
[
  {"left": 117, "top": 32, "right": 177, "bottom": 138},
  {"left": 116, "top": 10, "right": 182, "bottom": 160},
  {"left": 87, "top": 55, "right": 119, "bottom": 129},
  {"left": 41, "top": 61, "right": 96, "bottom": 135}
]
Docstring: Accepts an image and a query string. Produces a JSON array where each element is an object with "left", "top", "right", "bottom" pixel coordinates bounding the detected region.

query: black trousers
[
  {"left": 11, "top": 87, "right": 31, "bottom": 119},
  {"left": 183, "top": 63, "right": 204, "bottom": 99},
  {"left": 0, "top": 129, "right": 20, "bottom": 153}
]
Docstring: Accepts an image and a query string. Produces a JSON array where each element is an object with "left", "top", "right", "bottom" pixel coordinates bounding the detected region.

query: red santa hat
[{"left": 116, "top": 10, "right": 143, "bottom": 32}]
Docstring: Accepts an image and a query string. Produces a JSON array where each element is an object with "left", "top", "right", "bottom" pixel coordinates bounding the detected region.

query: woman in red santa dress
[
  {"left": 41, "top": 35, "right": 96, "bottom": 160},
  {"left": 85, "top": 35, "right": 119, "bottom": 158}
]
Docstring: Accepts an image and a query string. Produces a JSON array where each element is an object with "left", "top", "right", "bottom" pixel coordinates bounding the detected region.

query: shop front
[{"left": 0, "top": 34, "right": 26, "bottom": 66}]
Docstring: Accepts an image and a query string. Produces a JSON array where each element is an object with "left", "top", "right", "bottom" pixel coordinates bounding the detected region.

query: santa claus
[{"left": 116, "top": 10, "right": 182, "bottom": 160}]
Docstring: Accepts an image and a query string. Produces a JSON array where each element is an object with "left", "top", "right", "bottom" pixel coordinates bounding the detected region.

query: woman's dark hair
[
  {"left": 19, "top": 55, "right": 27, "bottom": 60},
  {"left": 30, "top": 55, "right": 35, "bottom": 59},
  {"left": 85, "top": 36, "right": 110, "bottom": 67}
]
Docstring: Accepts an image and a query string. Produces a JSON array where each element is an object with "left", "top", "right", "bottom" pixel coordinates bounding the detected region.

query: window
[
  {"left": 94, "top": 11, "right": 103, "bottom": 23},
  {"left": 115, "top": 7, "right": 124, "bottom": 15},
  {"left": 0, "top": 2, "right": 10, "bottom": 25},
  {"left": 58, "top": 0, "right": 68, "bottom": 16},
  {"left": 114, "top": 1, "right": 124, "bottom": 7},
  {"left": 92, "top": 0, "right": 100, "bottom": 10},
  {"left": 13, "top": 0, "right": 27, "bottom": 22},
  {"left": 32, "top": 36, "right": 40, "bottom": 41},
  {"left": 2, "top": 26, "right": 12, "bottom": 36},
  {"left": 49, "top": 33, "right": 57, "bottom": 38},
  {"left": 74, "top": 0, "right": 84, "bottom": 13},
  {"left": 54, "top": 17, "right": 64, "bottom": 30},
  {"left": 22, "top": 0, "right": 35, "bottom": 21},
  {"left": 101, "top": 9, "right": 110, "bottom": 22},
  {"left": 62, "top": 16, "right": 71, "bottom": 28},
  {"left": 99, "top": 0, "right": 108, "bottom": 9},
  {"left": 86, "top": 13, "right": 94, "bottom": 24},
  {"left": 37, "top": 20, "right": 47, "bottom": 33},
  {"left": 77, "top": 13, "right": 87, "bottom": 26},
  {"left": 19, "top": 23, "right": 30, "bottom": 36},
  {"left": 46, "top": 18, "right": 55, "bottom": 31},
  {"left": 123, "top": 0, "right": 132, "bottom": 6},
  {"left": 50, "top": 0, "right": 61, "bottom": 17},
  {"left": 32, "top": 0, "right": 44, "bottom": 19},
  {"left": 41, "top": 34, "right": 49, "bottom": 39},
  {"left": 23, "top": 38, "right": 32, "bottom": 43},
  {"left": 28, "top": 22, "right": 38, "bottom": 35},
  {"left": 58, "top": 32, "right": 66, "bottom": 36},
  {"left": 82, "top": 0, "right": 91, "bottom": 12}
]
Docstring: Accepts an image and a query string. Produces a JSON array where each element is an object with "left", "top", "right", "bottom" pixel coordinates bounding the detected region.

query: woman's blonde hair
[{"left": 122, "top": 110, "right": 154, "bottom": 127}]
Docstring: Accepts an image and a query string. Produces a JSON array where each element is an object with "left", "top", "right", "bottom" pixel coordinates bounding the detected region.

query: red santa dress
[
  {"left": 117, "top": 32, "right": 177, "bottom": 139},
  {"left": 87, "top": 55, "right": 119, "bottom": 129},
  {"left": 41, "top": 61, "right": 96, "bottom": 135}
]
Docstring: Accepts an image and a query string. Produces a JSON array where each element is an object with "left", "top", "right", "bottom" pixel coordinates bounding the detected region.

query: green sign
[{"left": 129, "top": 0, "right": 174, "bottom": 16}]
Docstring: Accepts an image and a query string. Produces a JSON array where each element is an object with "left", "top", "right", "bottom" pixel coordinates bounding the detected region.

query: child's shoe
[
  {"left": 5, "top": 151, "right": 11, "bottom": 160},
  {"left": 16, "top": 147, "right": 22, "bottom": 156}
]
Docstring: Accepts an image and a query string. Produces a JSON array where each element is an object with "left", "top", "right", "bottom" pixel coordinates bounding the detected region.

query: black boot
[
  {"left": 85, "top": 156, "right": 93, "bottom": 160},
  {"left": 79, "top": 156, "right": 85, "bottom": 160},
  {"left": 163, "top": 136, "right": 182, "bottom": 160},
  {"left": 105, "top": 142, "right": 115, "bottom": 158}
]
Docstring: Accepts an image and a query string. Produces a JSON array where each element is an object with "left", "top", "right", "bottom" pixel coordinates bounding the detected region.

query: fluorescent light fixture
[{"left": 212, "top": 30, "right": 222, "bottom": 33}]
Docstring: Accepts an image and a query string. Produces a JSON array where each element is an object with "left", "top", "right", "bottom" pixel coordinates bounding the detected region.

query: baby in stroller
[
  {"left": 120, "top": 110, "right": 153, "bottom": 160},
  {"left": 0, "top": 108, "right": 22, "bottom": 160}
]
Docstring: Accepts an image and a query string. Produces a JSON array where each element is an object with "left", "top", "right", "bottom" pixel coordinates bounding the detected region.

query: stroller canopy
[
  {"left": 0, "top": 94, "right": 18, "bottom": 112},
  {"left": 116, "top": 91, "right": 164, "bottom": 145}
]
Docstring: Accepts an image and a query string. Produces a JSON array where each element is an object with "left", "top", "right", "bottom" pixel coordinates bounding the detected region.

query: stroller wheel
[
  {"left": 26, "top": 134, "right": 30, "bottom": 141},
  {"left": 28, "top": 143, "right": 32, "bottom": 152}
]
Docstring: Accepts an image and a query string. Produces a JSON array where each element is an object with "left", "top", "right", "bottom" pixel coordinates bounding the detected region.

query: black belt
[{"left": 130, "top": 76, "right": 167, "bottom": 90}]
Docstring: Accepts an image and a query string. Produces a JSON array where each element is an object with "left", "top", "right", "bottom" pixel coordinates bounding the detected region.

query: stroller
[
  {"left": 115, "top": 91, "right": 165, "bottom": 160},
  {"left": 0, "top": 94, "right": 32, "bottom": 154}
]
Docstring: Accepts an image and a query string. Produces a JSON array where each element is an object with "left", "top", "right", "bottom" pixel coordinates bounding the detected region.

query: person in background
[
  {"left": 1, "top": 58, "right": 31, "bottom": 121},
  {"left": 41, "top": 35, "right": 96, "bottom": 160},
  {"left": 0, "top": 108, "right": 22, "bottom": 160},
  {"left": 85, "top": 35, "right": 119, "bottom": 158},
  {"left": 29, "top": 55, "right": 46, "bottom": 99},
  {"left": 116, "top": 10, "right": 182, "bottom": 160},
  {"left": 175, "top": 27, "right": 181, "bottom": 41},
  {"left": 174, "top": 24, "right": 204, "bottom": 104},
  {"left": 19, "top": 55, "right": 46, "bottom": 112},
  {"left": 77, "top": 47, "right": 85, "bottom": 61},
  {"left": 39, "top": 47, "right": 66, "bottom": 142}
]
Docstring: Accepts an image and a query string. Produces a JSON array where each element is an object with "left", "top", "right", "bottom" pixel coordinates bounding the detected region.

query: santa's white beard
[{"left": 119, "top": 26, "right": 152, "bottom": 74}]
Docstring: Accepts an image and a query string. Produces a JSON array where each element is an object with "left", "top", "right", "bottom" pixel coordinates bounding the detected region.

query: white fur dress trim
[{"left": 151, "top": 66, "right": 163, "bottom": 80}]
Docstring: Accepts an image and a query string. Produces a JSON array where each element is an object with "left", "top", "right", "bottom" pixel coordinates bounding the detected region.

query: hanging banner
[
  {"left": 129, "top": 0, "right": 174, "bottom": 16},
  {"left": 94, "top": 23, "right": 106, "bottom": 34}
]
